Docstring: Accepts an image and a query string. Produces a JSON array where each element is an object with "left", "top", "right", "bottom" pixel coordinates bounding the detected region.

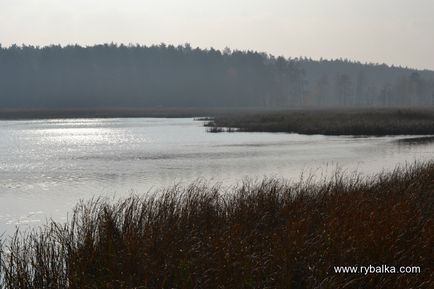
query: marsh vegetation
[
  {"left": 205, "top": 108, "right": 434, "bottom": 136},
  {"left": 1, "top": 163, "right": 433, "bottom": 289}
]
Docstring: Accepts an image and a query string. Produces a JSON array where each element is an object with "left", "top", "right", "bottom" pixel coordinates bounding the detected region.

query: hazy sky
[{"left": 1, "top": 0, "right": 433, "bottom": 70}]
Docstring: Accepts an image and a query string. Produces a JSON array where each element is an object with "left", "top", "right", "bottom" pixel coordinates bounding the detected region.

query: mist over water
[{"left": 1, "top": 117, "right": 433, "bottom": 235}]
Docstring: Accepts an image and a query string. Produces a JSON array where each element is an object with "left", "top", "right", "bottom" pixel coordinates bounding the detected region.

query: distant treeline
[{"left": 1, "top": 43, "right": 434, "bottom": 109}]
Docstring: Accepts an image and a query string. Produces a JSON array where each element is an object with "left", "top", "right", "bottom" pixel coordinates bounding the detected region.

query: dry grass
[
  {"left": 1, "top": 163, "right": 433, "bottom": 289},
  {"left": 206, "top": 108, "right": 434, "bottom": 135}
]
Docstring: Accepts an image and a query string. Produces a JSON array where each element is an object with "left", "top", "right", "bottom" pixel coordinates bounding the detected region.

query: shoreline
[{"left": 2, "top": 107, "right": 434, "bottom": 136}]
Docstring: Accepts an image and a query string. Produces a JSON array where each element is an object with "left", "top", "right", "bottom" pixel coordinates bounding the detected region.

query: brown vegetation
[
  {"left": 206, "top": 108, "right": 434, "bottom": 135},
  {"left": 1, "top": 163, "right": 433, "bottom": 289}
]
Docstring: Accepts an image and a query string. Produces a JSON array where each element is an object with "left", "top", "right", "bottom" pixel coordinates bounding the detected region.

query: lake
[{"left": 0, "top": 117, "right": 433, "bottom": 235}]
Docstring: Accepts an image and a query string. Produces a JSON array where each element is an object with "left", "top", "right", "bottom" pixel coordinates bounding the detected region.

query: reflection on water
[{"left": 1, "top": 118, "right": 433, "bottom": 234}]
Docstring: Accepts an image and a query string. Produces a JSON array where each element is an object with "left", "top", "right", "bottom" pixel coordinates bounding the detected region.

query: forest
[{"left": 1, "top": 43, "right": 434, "bottom": 109}]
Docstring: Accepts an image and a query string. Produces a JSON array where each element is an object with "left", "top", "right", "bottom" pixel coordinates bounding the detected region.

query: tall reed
[{"left": 1, "top": 163, "right": 433, "bottom": 289}]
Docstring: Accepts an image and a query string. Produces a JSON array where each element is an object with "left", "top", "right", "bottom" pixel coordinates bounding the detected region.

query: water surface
[{"left": 1, "top": 118, "right": 433, "bottom": 234}]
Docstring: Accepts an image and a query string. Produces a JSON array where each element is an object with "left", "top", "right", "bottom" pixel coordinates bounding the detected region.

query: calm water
[{"left": 1, "top": 118, "right": 433, "bottom": 234}]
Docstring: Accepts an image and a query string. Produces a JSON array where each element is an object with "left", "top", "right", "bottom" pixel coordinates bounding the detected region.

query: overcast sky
[{"left": 1, "top": 0, "right": 433, "bottom": 70}]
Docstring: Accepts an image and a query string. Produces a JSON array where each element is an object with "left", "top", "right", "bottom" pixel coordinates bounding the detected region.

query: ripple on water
[{"left": 0, "top": 118, "right": 433, "bottom": 235}]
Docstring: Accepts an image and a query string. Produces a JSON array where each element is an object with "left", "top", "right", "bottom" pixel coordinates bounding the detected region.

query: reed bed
[
  {"left": 1, "top": 163, "right": 433, "bottom": 289},
  {"left": 205, "top": 108, "right": 434, "bottom": 135}
]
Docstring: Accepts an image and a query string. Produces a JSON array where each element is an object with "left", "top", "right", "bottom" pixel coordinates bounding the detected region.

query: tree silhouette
[{"left": 0, "top": 43, "right": 433, "bottom": 109}]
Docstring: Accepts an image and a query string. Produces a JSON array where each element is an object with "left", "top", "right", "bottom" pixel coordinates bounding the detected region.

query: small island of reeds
[{"left": 205, "top": 108, "right": 434, "bottom": 136}]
